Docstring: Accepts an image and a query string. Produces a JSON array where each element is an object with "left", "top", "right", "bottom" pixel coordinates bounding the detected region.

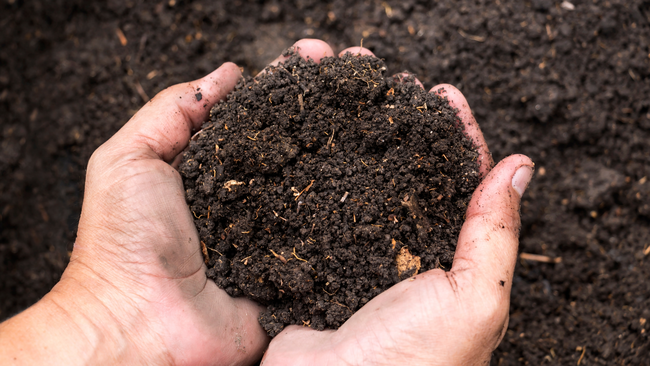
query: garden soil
[
  {"left": 179, "top": 53, "right": 480, "bottom": 335},
  {"left": 1, "top": 0, "right": 649, "bottom": 364}
]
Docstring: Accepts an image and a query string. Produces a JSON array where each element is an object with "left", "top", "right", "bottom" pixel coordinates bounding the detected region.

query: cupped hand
[
  {"left": 56, "top": 63, "right": 269, "bottom": 365},
  {"left": 260, "top": 43, "right": 534, "bottom": 365},
  {"left": 46, "top": 39, "right": 346, "bottom": 365}
]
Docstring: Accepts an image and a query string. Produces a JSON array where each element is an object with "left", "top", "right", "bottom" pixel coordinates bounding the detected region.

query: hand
[
  {"left": 1, "top": 62, "right": 269, "bottom": 365},
  {"left": 261, "top": 42, "right": 534, "bottom": 365}
]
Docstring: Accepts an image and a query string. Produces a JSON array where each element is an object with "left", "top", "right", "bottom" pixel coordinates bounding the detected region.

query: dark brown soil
[
  {"left": 2, "top": 0, "right": 650, "bottom": 364},
  {"left": 179, "top": 53, "right": 479, "bottom": 336}
]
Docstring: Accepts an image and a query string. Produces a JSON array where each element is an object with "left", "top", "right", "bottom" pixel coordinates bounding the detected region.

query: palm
[{"left": 70, "top": 63, "right": 268, "bottom": 365}]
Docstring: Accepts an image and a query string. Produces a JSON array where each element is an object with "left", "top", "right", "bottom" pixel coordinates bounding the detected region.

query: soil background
[{"left": 1, "top": 0, "right": 649, "bottom": 364}]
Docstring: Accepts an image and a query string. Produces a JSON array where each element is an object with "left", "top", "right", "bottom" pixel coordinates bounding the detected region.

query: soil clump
[{"left": 179, "top": 53, "right": 480, "bottom": 336}]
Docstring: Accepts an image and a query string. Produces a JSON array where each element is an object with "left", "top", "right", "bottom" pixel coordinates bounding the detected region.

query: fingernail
[{"left": 512, "top": 165, "right": 534, "bottom": 197}]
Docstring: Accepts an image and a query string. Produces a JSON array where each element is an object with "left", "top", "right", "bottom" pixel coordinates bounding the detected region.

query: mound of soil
[{"left": 179, "top": 53, "right": 480, "bottom": 336}]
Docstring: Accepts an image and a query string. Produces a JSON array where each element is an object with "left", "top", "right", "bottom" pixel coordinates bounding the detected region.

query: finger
[
  {"left": 452, "top": 155, "right": 533, "bottom": 290},
  {"left": 392, "top": 72, "right": 424, "bottom": 89},
  {"left": 431, "top": 84, "right": 493, "bottom": 177},
  {"left": 338, "top": 46, "right": 375, "bottom": 57},
  {"left": 261, "top": 326, "right": 333, "bottom": 365},
  {"left": 267, "top": 39, "right": 335, "bottom": 68},
  {"left": 106, "top": 62, "right": 242, "bottom": 163},
  {"left": 183, "top": 281, "right": 271, "bottom": 365}
]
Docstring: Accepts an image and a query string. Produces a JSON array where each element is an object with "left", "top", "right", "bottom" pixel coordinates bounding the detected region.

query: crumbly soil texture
[{"left": 179, "top": 53, "right": 479, "bottom": 336}]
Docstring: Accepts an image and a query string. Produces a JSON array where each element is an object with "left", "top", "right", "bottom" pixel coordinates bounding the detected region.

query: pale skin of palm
[{"left": 0, "top": 39, "right": 533, "bottom": 366}]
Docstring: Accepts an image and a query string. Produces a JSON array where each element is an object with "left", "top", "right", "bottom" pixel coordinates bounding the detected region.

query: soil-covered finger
[
  {"left": 264, "top": 39, "right": 335, "bottom": 73},
  {"left": 453, "top": 154, "right": 533, "bottom": 288},
  {"left": 338, "top": 46, "right": 375, "bottom": 57},
  {"left": 431, "top": 84, "right": 493, "bottom": 177}
]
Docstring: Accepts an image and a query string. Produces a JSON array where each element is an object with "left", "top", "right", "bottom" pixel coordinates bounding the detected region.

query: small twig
[
  {"left": 292, "top": 248, "right": 308, "bottom": 262},
  {"left": 644, "top": 246, "right": 650, "bottom": 256},
  {"left": 278, "top": 66, "right": 308, "bottom": 92},
  {"left": 278, "top": 66, "right": 298, "bottom": 82},
  {"left": 133, "top": 81, "right": 149, "bottom": 103},
  {"left": 135, "top": 34, "right": 148, "bottom": 63},
  {"left": 330, "top": 300, "right": 352, "bottom": 313},
  {"left": 520, "top": 253, "right": 562, "bottom": 264},
  {"left": 327, "top": 128, "right": 335, "bottom": 153},
  {"left": 294, "top": 180, "right": 315, "bottom": 201},
  {"left": 298, "top": 94, "right": 305, "bottom": 113},
  {"left": 200, "top": 241, "right": 209, "bottom": 263},
  {"left": 458, "top": 29, "right": 486, "bottom": 42},
  {"left": 577, "top": 346, "right": 586, "bottom": 365},
  {"left": 223, "top": 180, "right": 245, "bottom": 192},
  {"left": 270, "top": 249, "right": 288, "bottom": 264},
  {"left": 115, "top": 28, "right": 127, "bottom": 46},
  {"left": 402, "top": 194, "right": 431, "bottom": 232},
  {"left": 207, "top": 247, "right": 223, "bottom": 256}
]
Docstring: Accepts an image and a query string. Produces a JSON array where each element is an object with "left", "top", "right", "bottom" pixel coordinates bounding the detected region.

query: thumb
[
  {"left": 261, "top": 326, "right": 333, "bottom": 365},
  {"left": 452, "top": 154, "right": 534, "bottom": 290},
  {"left": 104, "top": 62, "right": 242, "bottom": 163}
]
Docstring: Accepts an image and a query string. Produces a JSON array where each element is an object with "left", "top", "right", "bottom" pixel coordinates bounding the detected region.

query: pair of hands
[{"left": 0, "top": 39, "right": 533, "bottom": 365}]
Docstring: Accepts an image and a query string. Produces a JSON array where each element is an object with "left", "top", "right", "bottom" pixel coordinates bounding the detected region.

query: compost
[{"left": 179, "top": 53, "right": 480, "bottom": 335}]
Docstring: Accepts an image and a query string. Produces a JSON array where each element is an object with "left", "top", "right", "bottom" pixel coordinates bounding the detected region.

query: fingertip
[
  {"left": 112, "top": 62, "right": 242, "bottom": 163},
  {"left": 214, "top": 61, "right": 243, "bottom": 81},
  {"left": 430, "top": 82, "right": 456, "bottom": 96},
  {"left": 338, "top": 46, "right": 376, "bottom": 57},
  {"left": 268, "top": 39, "right": 335, "bottom": 68},
  {"left": 511, "top": 158, "right": 535, "bottom": 198},
  {"left": 293, "top": 39, "right": 335, "bottom": 63},
  {"left": 468, "top": 154, "right": 533, "bottom": 215},
  {"left": 262, "top": 325, "right": 334, "bottom": 365},
  {"left": 183, "top": 62, "right": 242, "bottom": 125},
  {"left": 205, "top": 61, "right": 243, "bottom": 99}
]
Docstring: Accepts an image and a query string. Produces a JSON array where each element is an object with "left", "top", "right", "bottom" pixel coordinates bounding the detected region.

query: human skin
[{"left": 0, "top": 39, "right": 532, "bottom": 366}]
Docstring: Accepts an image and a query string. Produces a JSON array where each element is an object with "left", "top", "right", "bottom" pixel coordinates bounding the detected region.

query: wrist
[
  {"left": 0, "top": 261, "right": 169, "bottom": 365},
  {"left": 54, "top": 260, "right": 171, "bottom": 364}
]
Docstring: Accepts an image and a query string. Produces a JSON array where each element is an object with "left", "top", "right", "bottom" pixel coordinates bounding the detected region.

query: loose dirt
[{"left": 179, "top": 53, "right": 479, "bottom": 335}]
